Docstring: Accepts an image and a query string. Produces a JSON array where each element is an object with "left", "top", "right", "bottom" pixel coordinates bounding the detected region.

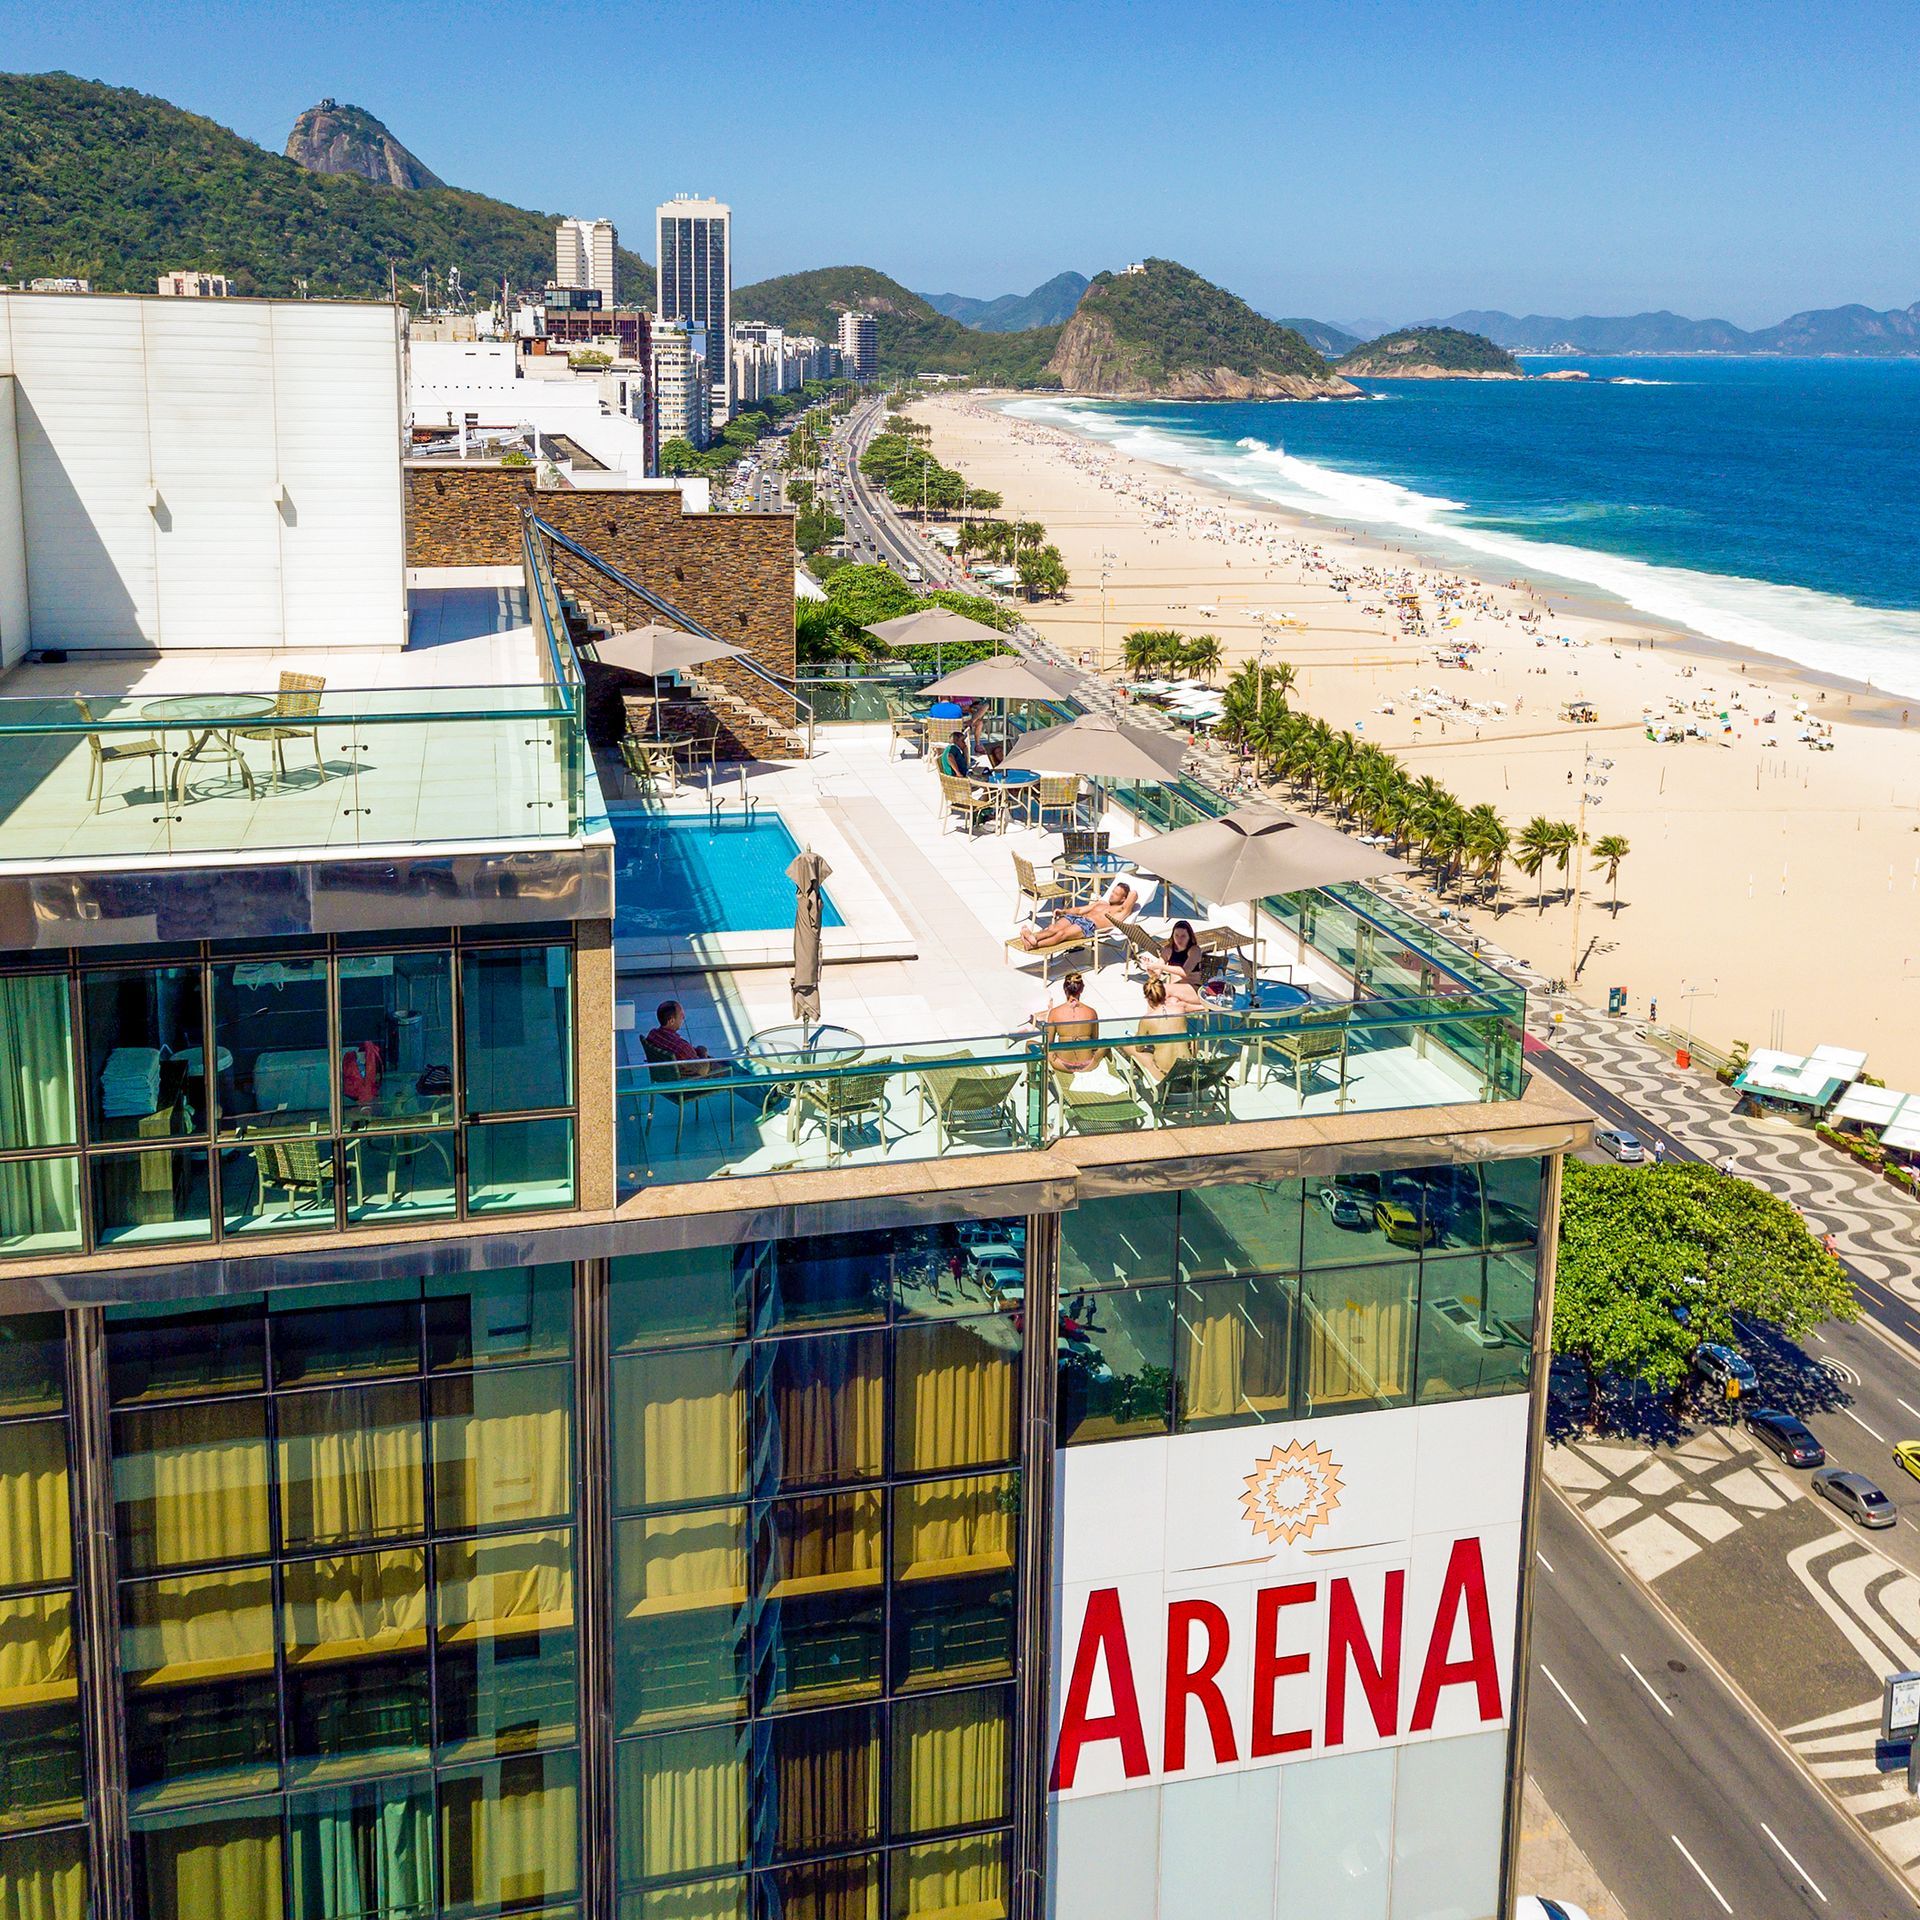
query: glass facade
[{"left": 0, "top": 933, "right": 578, "bottom": 1257}]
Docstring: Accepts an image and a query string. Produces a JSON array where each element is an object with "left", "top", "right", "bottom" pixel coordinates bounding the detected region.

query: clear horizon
[{"left": 6, "top": 0, "right": 1917, "bottom": 327}]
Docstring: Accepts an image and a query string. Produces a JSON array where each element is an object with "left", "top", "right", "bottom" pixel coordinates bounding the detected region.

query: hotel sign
[{"left": 1049, "top": 1396, "right": 1529, "bottom": 1799}]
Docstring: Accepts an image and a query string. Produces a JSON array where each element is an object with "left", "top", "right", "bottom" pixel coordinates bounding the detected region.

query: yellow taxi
[
  {"left": 1373, "top": 1199, "right": 1435, "bottom": 1249},
  {"left": 1892, "top": 1442, "right": 1920, "bottom": 1484}
]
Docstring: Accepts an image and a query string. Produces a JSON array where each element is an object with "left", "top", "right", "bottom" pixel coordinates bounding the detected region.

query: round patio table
[
  {"left": 142, "top": 693, "right": 275, "bottom": 801},
  {"left": 741, "top": 1023, "right": 868, "bottom": 1140},
  {"left": 1203, "top": 980, "right": 1313, "bottom": 1014}
]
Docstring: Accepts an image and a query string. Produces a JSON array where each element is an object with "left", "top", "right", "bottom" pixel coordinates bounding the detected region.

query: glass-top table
[
  {"left": 741, "top": 1023, "right": 866, "bottom": 1069},
  {"left": 141, "top": 693, "right": 277, "bottom": 802}
]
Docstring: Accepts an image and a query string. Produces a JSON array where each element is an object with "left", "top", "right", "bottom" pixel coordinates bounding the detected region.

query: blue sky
[{"left": 8, "top": 0, "right": 1916, "bottom": 325}]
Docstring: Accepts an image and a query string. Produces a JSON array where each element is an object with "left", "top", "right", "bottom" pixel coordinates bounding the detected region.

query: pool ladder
[{"left": 706, "top": 769, "right": 761, "bottom": 829}]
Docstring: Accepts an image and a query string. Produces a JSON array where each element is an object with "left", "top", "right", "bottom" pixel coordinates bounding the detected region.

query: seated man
[
  {"left": 1015, "top": 879, "right": 1139, "bottom": 951},
  {"left": 1127, "top": 974, "right": 1195, "bottom": 1083},
  {"left": 643, "top": 999, "right": 731, "bottom": 1079}
]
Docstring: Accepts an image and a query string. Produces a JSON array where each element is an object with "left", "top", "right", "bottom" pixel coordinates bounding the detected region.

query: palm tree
[
  {"left": 1591, "top": 834, "right": 1631, "bottom": 913},
  {"left": 1515, "top": 816, "right": 1559, "bottom": 914},
  {"left": 1182, "top": 633, "right": 1223, "bottom": 682},
  {"left": 1422, "top": 800, "right": 1471, "bottom": 894},
  {"left": 1464, "top": 805, "right": 1510, "bottom": 905},
  {"left": 1549, "top": 820, "right": 1582, "bottom": 901}
]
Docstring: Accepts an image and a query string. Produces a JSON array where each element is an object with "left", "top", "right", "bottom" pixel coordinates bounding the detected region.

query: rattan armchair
[
  {"left": 1012, "top": 851, "right": 1075, "bottom": 917},
  {"left": 74, "top": 696, "right": 169, "bottom": 813},
  {"left": 236, "top": 671, "right": 325, "bottom": 781}
]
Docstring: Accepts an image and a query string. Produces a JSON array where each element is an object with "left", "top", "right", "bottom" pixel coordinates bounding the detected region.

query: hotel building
[
  {"left": 0, "top": 292, "right": 1584, "bottom": 1920},
  {"left": 835, "top": 313, "right": 877, "bottom": 385},
  {"left": 556, "top": 221, "right": 620, "bottom": 310},
  {"left": 654, "top": 199, "right": 732, "bottom": 428}
]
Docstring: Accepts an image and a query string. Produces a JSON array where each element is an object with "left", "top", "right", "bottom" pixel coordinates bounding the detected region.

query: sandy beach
[{"left": 907, "top": 394, "right": 1920, "bottom": 1083}]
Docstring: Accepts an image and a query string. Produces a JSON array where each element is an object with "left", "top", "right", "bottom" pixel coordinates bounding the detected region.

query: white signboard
[{"left": 1050, "top": 1395, "right": 1530, "bottom": 1799}]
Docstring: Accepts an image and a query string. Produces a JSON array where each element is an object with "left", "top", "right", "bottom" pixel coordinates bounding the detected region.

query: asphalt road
[{"left": 1529, "top": 1488, "right": 1912, "bottom": 1918}]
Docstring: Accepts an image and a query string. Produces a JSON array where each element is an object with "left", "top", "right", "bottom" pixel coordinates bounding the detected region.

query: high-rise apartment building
[
  {"left": 555, "top": 217, "right": 619, "bottom": 307},
  {"left": 0, "top": 284, "right": 1583, "bottom": 1920},
  {"left": 650, "top": 318, "right": 713, "bottom": 450},
  {"left": 155, "top": 270, "right": 231, "bottom": 298},
  {"left": 654, "top": 195, "right": 731, "bottom": 423},
  {"left": 837, "top": 309, "right": 879, "bottom": 382}
]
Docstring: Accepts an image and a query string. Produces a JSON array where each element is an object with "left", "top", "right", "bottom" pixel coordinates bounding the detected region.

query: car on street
[
  {"left": 1515, "top": 1902, "right": 1594, "bottom": 1920},
  {"left": 1594, "top": 1124, "right": 1645, "bottom": 1162},
  {"left": 1893, "top": 1441, "right": 1920, "bottom": 1484},
  {"left": 1746, "top": 1407, "right": 1826, "bottom": 1467},
  {"left": 1692, "top": 1342, "right": 1759, "bottom": 1396},
  {"left": 1373, "top": 1198, "right": 1434, "bottom": 1248},
  {"left": 1316, "top": 1184, "right": 1372, "bottom": 1229},
  {"left": 1812, "top": 1467, "right": 1896, "bottom": 1528}
]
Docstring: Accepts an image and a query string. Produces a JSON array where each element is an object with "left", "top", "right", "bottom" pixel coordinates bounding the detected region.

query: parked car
[
  {"left": 1594, "top": 1125, "right": 1645, "bottom": 1162},
  {"left": 1516, "top": 1902, "right": 1594, "bottom": 1920},
  {"left": 1316, "top": 1184, "right": 1372, "bottom": 1229},
  {"left": 1812, "top": 1468, "right": 1896, "bottom": 1528},
  {"left": 1373, "top": 1198, "right": 1435, "bottom": 1248},
  {"left": 1893, "top": 1441, "right": 1920, "bottom": 1484},
  {"left": 1692, "top": 1342, "right": 1759, "bottom": 1397},
  {"left": 1746, "top": 1408, "right": 1826, "bottom": 1468}
]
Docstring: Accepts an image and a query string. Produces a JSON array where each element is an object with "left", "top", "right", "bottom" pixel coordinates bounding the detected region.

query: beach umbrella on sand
[
  {"left": 1112, "top": 804, "right": 1401, "bottom": 991},
  {"left": 1000, "top": 712, "right": 1190, "bottom": 782},
  {"left": 588, "top": 625, "right": 745, "bottom": 737},
  {"left": 787, "top": 847, "right": 832, "bottom": 1024}
]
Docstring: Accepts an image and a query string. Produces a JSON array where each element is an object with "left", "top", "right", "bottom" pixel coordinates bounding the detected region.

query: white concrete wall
[
  {"left": 0, "top": 374, "right": 30, "bottom": 668},
  {"left": 0, "top": 292, "right": 406, "bottom": 651}
]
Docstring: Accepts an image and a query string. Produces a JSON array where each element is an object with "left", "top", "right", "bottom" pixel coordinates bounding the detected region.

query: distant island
[
  {"left": 1046, "top": 259, "right": 1360, "bottom": 400},
  {"left": 1335, "top": 326, "right": 1520, "bottom": 379},
  {"left": 1432, "top": 303, "right": 1920, "bottom": 358}
]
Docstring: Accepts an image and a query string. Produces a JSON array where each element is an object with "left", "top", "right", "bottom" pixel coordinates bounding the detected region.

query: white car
[{"left": 1515, "top": 1901, "right": 1593, "bottom": 1920}]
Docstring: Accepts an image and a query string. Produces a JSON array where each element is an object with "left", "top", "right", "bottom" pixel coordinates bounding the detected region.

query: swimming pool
[{"left": 613, "top": 811, "right": 846, "bottom": 939}]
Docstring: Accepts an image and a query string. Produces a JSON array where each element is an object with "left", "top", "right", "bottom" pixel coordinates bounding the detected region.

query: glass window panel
[
  {"left": 1057, "top": 1286, "right": 1174, "bottom": 1446},
  {"left": 1407, "top": 1165, "right": 1485, "bottom": 1252},
  {"left": 462, "top": 945, "right": 573, "bottom": 1116},
  {"left": 435, "top": 1529, "right": 577, "bottom": 1759},
  {"left": 1177, "top": 1180, "right": 1302, "bottom": 1281},
  {"left": 615, "top": 1510, "right": 748, "bottom": 1731},
  {"left": 1302, "top": 1265, "right": 1415, "bottom": 1414},
  {"left": 1178, "top": 1274, "right": 1298, "bottom": 1432},
  {"left": 278, "top": 1383, "right": 426, "bottom": 1549},
  {"left": 91, "top": 1146, "right": 212, "bottom": 1247},
  {"left": 0, "top": 1591, "right": 83, "bottom": 1829},
  {"left": 437, "top": 1752, "right": 580, "bottom": 1916},
  {"left": 0, "top": 1826, "right": 86, "bottom": 1920},
  {"left": 894, "top": 1320, "right": 1015, "bottom": 1475},
  {"left": 892, "top": 1222, "right": 1026, "bottom": 1324},
  {"left": 132, "top": 1799, "right": 284, "bottom": 1920},
  {"left": 1060, "top": 1194, "right": 1177, "bottom": 1296},
  {"left": 767, "top": 1231, "right": 893, "bottom": 1331},
  {"left": 431, "top": 1364, "right": 573, "bottom": 1532},
  {"left": 756, "top": 1493, "right": 883, "bottom": 1714},
  {"left": 762, "top": 1855, "right": 880, "bottom": 1920},
  {"left": 109, "top": 1300, "right": 266, "bottom": 1405},
  {"left": 616, "top": 1723, "right": 748, "bottom": 1883},
  {"left": 890, "top": 1687, "right": 1011, "bottom": 1838},
  {"left": 0, "top": 1156, "right": 82, "bottom": 1259},
  {"left": 625, "top": 1877, "right": 748, "bottom": 1920},
  {"left": 892, "top": 1574, "right": 1014, "bottom": 1694},
  {"left": 1277, "top": 1746, "right": 1392, "bottom": 1920},
  {"left": 338, "top": 949, "right": 457, "bottom": 1131},
  {"left": 764, "top": 1333, "right": 884, "bottom": 1492},
  {"left": 467, "top": 1116, "right": 576, "bottom": 1215},
  {"left": 348, "top": 1129, "right": 459, "bottom": 1228},
  {"left": 219, "top": 1139, "right": 338, "bottom": 1237},
  {"left": 1416, "top": 1253, "right": 1535, "bottom": 1404},
  {"left": 768, "top": 1706, "right": 879, "bottom": 1860},
  {"left": 0, "top": 1313, "right": 64, "bottom": 1418},
  {"left": 1389, "top": 1731, "right": 1504, "bottom": 1920},
  {"left": 1301, "top": 1172, "right": 1391, "bottom": 1269},
  {"left": 83, "top": 964, "right": 204, "bottom": 1140},
  {"left": 272, "top": 1280, "right": 420, "bottom": 1385},
  {"left": 121, "top": 1569, "right": 279, "bottom": 1805},
  {"left": 114, "top": 1398, "right": 270, "bottom": 1571},
  {"left": 283, "top": 1549, "right": 431, "bottom": 1781},
  {"left": 429, "top": 1266, "right": 574, "bottom": 1372},
  {"left": 287, "top": 1774, "right": 435, "bottom": 1920},
  {"left": 889, "top": 1834, "right": 1008, "bottom": 1920},
  {"left": 892, "top": 1476, "right": 1015, "bottom": 1587},
  {"left": 615, "top": 1348, "right": 746, "bottom": 1514},
  {"left": 0, "top": 976, "right": 76, "bottom": 1153},
  {"left": 212, "top": 959, "right": 333, "bottom": 1139},
  {"left": 0, "top": 1418, "right": 71, "bottom": 1591},
  {"left": 612, "top": 1247, "right": 755, "bottom": 1352},
  {"left": 1483, "top": 1156, "right": 1544, "bottom": 1248}
]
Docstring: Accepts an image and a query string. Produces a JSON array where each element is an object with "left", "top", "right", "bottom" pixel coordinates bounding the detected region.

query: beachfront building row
[{"left": 0, "top": 287, "right": 1586, "bottom": 1920}]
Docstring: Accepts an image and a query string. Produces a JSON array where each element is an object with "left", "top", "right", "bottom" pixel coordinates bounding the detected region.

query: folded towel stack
[{"left": 101, "top": 1047, "right": 163, "bottom": 1119}]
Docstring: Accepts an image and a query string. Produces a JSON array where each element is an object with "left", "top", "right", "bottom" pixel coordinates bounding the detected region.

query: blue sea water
[{"left": 1005, "top": 358, "right": 1920, "bottom": 697}]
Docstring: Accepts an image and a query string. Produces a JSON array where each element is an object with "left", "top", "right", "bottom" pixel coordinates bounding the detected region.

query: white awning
[{"left": 1833, "top": 1082, "right": 1907, "bottom": 1126}]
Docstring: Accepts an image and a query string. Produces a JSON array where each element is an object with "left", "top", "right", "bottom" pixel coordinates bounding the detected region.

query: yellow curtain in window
[
  {"left": 639, "top": 1877, "right": 749, "bottom": 1920},
  {"left": 620, "top": 1727, "right": 747, "bottom": 1879},
  {"left": 139, "top": 1813, "right": 282, "bottom": 1920},
  {"left": 0, "top": 1592, "right": 74, "bottom": 1703},
  {"left": 0, "top": 1828, "right": 86, "bottom": 1920},
  {"left": 434, "top": 1371, "right": 570, "bottom": 1530},
  {"left": 771, "top": 1494, "right": 881, "bottom": 1596},
  {"left": 894, "top": 1836, "right": 1008, "bottom": 1920},
  {"left": 771, "top": 1857, "right": 879, "bottom": 1920},
  {"left": 123, "top": 1567, "right": 273, "bottom": 1685},
  {"left": 893, "top": 1693, "right": 1007, "bottom": 1836},
  {"left": 896, "top": 1327, "right": 1013, "bottom": 1474},
  {"left": 775, "top": 1723, "right": 877, "bottom": 1857},
  {"left": 774, "top": 1340, "right": 883, "bottom": 1487},
  {"left": 1305, "top": 1283, "right": 1409, "bottom": 1405},
  {"left": 620, "top": 1350, "right": 746, "bottom": 1508},
  {"left": 440, "top": 1762, "right": 578, "bottom": 1912},
  {"left": 0, "top": 1422, "right": 70, "bottom": 1591},
  {"left": 118, "top": 1403, "right": 269, "bottom": 1569},
  {"left": 1182, "top": 1293, "right": 1291, "bottom": 1423},
  {"left": 277, "top": 1387, "right": 424, "bottom": 1548},
  {"left": 438, "top": 1529, "right": 574, "bottom": 1648},
  {"left": 894, "top": 1480, "right": 1013, "bottom": 1583},
  {"left": 282, "top": 1550, "right": 428, "bottom": 1663},
  {"left": 629, "top": 1510, "right": 745, "bottom": 1616}
]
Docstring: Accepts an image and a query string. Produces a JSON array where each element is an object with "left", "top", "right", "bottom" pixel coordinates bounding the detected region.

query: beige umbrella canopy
[
  {"left": 865, "top": 606, "right": 1006, "bottom": 651},
  {"left": 590, "top": 624, "right": 743, "bottom": 678},
  {"left": 918, "top": 653, "right": 1079, "bottom": 703},
  {"left": 787, "top": 847, "right": 832, "bottom": 1023},
  {"left": 1000, "top": 712, "right": 1190, "bottom": 781}
]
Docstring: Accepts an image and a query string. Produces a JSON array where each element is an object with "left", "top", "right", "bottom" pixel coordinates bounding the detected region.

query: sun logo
[{"left": 1241, "top": 1440, "right": 1345, "bottom": 1546}]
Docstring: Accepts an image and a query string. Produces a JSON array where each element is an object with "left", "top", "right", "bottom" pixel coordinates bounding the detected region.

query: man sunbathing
[{"left": 1014, "top": 879, "right": 1139, "bottom": 951}]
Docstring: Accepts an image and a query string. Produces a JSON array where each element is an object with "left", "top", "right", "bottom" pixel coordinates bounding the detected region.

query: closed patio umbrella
[{"left": 787, "top": 847, "right": 832, "bottom": 1024}]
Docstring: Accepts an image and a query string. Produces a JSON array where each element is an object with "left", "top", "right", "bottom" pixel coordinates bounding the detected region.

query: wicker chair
[
  {"left": 1033, "top": 774, "right": 1081, "bottom": 831},
  {"left": 794, "top": 1057, "right": 895, "bottom": 1162},
  {"left": 1060, "top": 829, "right": 1110, "bottom": 865},
  {"left": 1012, "top": 851, "right": 1074, "bottom": 918},
  {"left": 237, "top": 672, "right": 325, "bottom": 782},
  {"left": 1260, "top": 1006, "right": 1352, "bottom": 1104},
  {"left": 641, "top": 1039, "right": 737, "bottom": 1157},
  {"left": 920, "top": 1064, "right": 1024, "bottom": 1153},
  {"left": 1135, "top": 1051, "right": 1237, "bottom": 1126},
  {"left": 74, "top": 695, "right": 169, "bottom": 813},
  {"left": 887, "top": 700, "right": 928, "bottom": 759},
  {"left": 939, "top": 772, "right": 997, "bottom": 835}
]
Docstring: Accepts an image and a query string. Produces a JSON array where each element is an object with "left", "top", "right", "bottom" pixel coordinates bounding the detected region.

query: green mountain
[
  {"left": 1046, "top": 259, "right": 1358, "bottom": 399},
  {"left": 922, "top": 271, "right": 1090, "bottom": 333},
  {"left": 1336, "top": 326, "right": 1520, "bottom": 377},
  {"left": 734, "top": 265, "right": 1060, "bottom": 384},
  {"left": 0, "top": 70, "right": 653, "bottom": 303},
  {"left": 1272, "top": 315, "right": 1361, "bottom": 357},
  {"left": 285, "top": 98, "right": 443, "bottom": 190}
]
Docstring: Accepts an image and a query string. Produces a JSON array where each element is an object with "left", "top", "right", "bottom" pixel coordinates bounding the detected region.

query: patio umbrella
[
  {"left": 1112, "top": 803, "right": 1401, "bottom": 988},
  {"left": 787, "top": 846, "right": 832, "bottom": 1024},
  {"left": 590, "top": 625, "right": 744, "bottom": 736},
  {"left": 918, "top": 653, "right": 1079, "bottom": 703},
  {"left": 866, "top": 604, "right": 1007, "bottom": 677},
  {"left": 1000, "top": 712, "right": 1190, "bottom": 782}
]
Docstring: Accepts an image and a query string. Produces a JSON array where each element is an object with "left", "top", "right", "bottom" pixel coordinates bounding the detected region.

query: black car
[{"left": 1747, "top": 1408, "right": 1826, "bottom": 1468}]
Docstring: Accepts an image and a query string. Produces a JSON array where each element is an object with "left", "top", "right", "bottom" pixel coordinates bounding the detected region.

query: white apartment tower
[
  {"left": 554, "top": 217, "right": 619, "bottom": 305},
  {"left": 837, "top": 309, "right": 879, "bottom": 382},
  {"left": 655, "top": 195, "right": 732, "bottom": 423}
]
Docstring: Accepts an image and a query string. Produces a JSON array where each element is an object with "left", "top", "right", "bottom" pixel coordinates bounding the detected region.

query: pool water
[{"left": 613, "top": 812, "right": 846, "bottom": 938}]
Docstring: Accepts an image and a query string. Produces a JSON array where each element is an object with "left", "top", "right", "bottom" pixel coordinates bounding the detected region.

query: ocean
[{"left": 1004, "top": 357, "right": 1920, "bottom": 698}]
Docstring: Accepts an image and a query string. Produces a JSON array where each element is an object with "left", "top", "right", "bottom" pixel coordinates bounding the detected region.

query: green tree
[
  {"left": 795, "top": 507, "right": 844, "bottom": 556},
  {"left": 1181, "top": 634, "right": 1223, "bottom": 681},
  {"left": 1591, "top": 834, "right": 1631, "bottom": 913},
  {"left": 658, "top": 438, "right": 700, "bottom": 477},
  {"left": 1514, "top": 816, "right": 1558, "bottom": 913},
  {"left": 1019, "top": 549, "right": 1069, "bottom": 599},
  {"left": 1464, "top": 806, "right": 1510, "bottom": 903},
  {"left": 823, "top": 563, "right": 919, "bottom": 633}
]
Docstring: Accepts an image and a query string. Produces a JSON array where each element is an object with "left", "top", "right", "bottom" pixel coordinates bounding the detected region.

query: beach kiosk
[{"left": 1731, "top": 1044, "right": 1868, "bottom": 1119}]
